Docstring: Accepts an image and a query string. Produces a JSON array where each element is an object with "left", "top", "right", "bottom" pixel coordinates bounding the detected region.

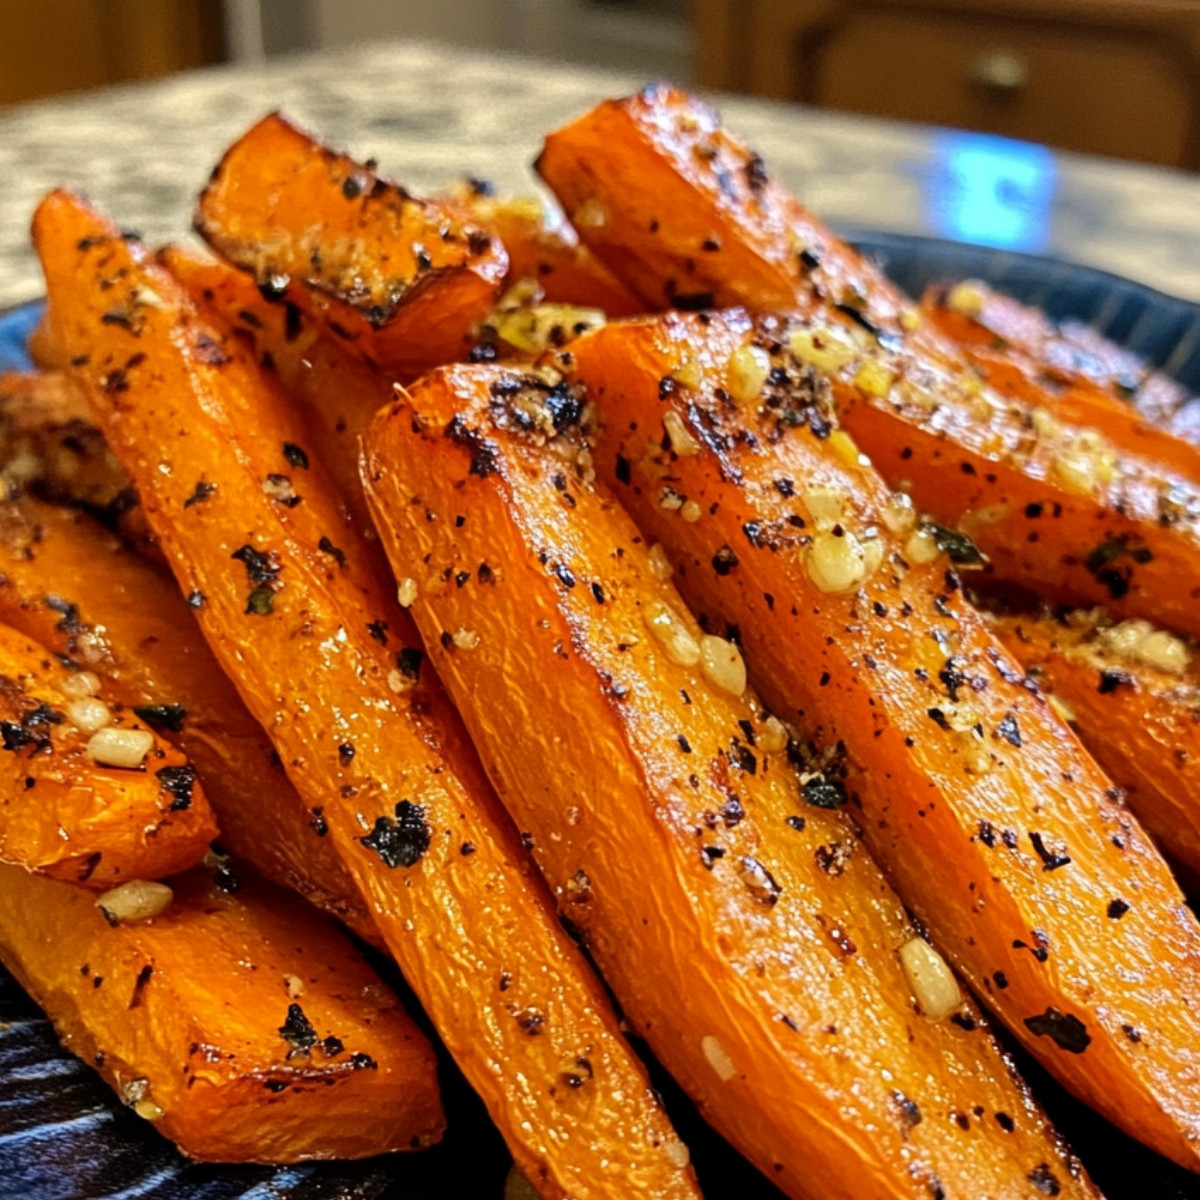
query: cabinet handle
[{"left": 968, "top": 49, "right": 1028, "bottom": 94}]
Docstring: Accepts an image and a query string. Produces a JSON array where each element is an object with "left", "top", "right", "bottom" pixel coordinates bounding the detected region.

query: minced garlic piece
[
  {"left": 647, "top": 543, "right": 674, "bottom": 581},
  {"left": 699, "top": 635, "right": 746, "bottom": 696},
  {"left": 87, "top": 726, "right": 154, "bottom": 768},
  {"left": 701, "top": 1035, "right": 736, "bottom": 1082},
  {"left": 904, "top": 528, "right": 941, "bottom": 565},
  {"left": 663, "top": 410, "right": 701, "bottom": 457},
  {"left": 852, "top": 359, "right": 895, "bottom": 399},
  {"left": 945, "top": 279, "right": 988, "bottom": 319},
  {"left": 643, "top": 601, "right": 701, "bottom": 667},
  {"left": 898, "top": 937, "right": 962, "bottom": 1019},
  {"left": 788, "top": 325, "right": 857, "bottom": 373},
  {"left": 96, "top": 880, "right": 173, "bottom": 925},
  {"left": 725, "top": 344, "right": 771, "bottom": 406},
  {"left": 807, "top": 530, "right": 871, "bottom": 593},
  {"left": 396, "top": 578, "right": 418, "bottom": 607}
]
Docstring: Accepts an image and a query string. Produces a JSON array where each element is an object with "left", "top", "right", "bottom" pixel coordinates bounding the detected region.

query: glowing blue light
[{"left": 925, "top": 131, "right": 1056, "bottom": 252}]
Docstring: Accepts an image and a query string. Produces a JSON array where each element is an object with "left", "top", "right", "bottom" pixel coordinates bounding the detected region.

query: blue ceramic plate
[{"left": 4, "top": 233, "right": 1200, "bottom": 1200}]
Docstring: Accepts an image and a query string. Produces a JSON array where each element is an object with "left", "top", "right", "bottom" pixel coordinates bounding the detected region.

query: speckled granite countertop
[{"left": 3, "top": 38, "right": 1200, "bottom": 307}]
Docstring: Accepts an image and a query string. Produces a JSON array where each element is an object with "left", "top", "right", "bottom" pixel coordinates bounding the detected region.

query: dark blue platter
[{"left": 3, "top": 232, "right": 1200, "bottom": 1200}]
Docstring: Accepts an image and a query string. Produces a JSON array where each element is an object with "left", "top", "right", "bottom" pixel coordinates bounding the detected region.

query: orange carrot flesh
[
  {"left": 364, "top": 360, "right": 1099, "bottom": 1200},
  {"left": 36, "top": 189, "right": 698, "bottom": 1200},
  {"left": 0, "top": 494, "right": 378, "bottom": 940},
  {"left": 159, "top": 242, "right": 389, "bottom": 530},
  {"left": 195, "top": 112, "right": 508, "bottom": 377},
  {"left": 449, "top": 191, "right": 644, "bottom": 316},
  {"left": 538, "top": 86, "right": 1200, "bottom": 641},
  {"left": 568, "top": 309, "right": 1200, "bottom": 1169},
  {"left": 0, "top": 620, "right": 217, "bottom": 886},
  {"left": 985, "top": 604, "right": 1200, "bottom": 880},
  {"left": 0, "top": 862, "right": 444, "bottom": 1162}
]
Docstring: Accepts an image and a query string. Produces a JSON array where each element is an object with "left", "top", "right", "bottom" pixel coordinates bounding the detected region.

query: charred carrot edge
[
  {"left": 538, "top": 86, "right": 1200, "bottom": 640},
  {"left": 0, "top": 494, "right": 379, "bottom": 941},
  {"left": 568, "top": 309, "right": 1200, "bottom": 1169},
  {"left": 364, "top": 360, "right": 1098, "bottom": 1200},
  {"left": 36, "top": 189, "right": 699, "bottom": 1200},
  {"left": 984, "top": 603, "right": 1200, "bottom": 881},
  {"left": 0, "top": 861, "right": 443, "bottom": 1162},
  {"left": 0, "top": 619, "right": 217, "bottom": 886},
  {"left": 195, "top": 112, "right": 508, "bottom": 378}
]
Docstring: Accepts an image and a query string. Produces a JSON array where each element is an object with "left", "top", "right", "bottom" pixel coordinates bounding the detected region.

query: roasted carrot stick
[
  {"left": 158, "top": 242, "right": 389, "bottom": 529},
  {"left": 923, "top": 280, "right": 1193, "bottom": 429},
  {"left": 0, "top": 861, "right": 443, "bottom": 1162},
  {"left": 36, "top": 189, "right": 699, "bottom": 1200},
  {"left": 0, "top": 370, "right": 156, "bottom": 553},
  {"left": 917, "top": 287, "right": 1200, "bottom": 482},
  {"left": 443, "top": 186, "right": 643, "bottom": 316},
  {"left": 568, "top": 308, "right": 1200, "bottom": 1170},
  {"left": 0, "top": 494, "right": 378, "bottom": 940},
  {"left": 195, "top": 112, "right": 508, "bottom": 378},
  {"left": 364, "top": 360, "right": 1099, "bottom": 1200},
  {"left": 983, "top": 603, "right": 1200, "bottom": 879},
  {"left": 0, "top": 620, "right": 216, "bottom": 886},
  {"left": 538, "top": 86, "right": 1200, "bottom": 641}
]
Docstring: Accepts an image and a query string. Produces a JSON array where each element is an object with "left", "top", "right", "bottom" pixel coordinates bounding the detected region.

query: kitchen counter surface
[{"left": 3, "top": 37, "right": 1200, "bottom": 307}]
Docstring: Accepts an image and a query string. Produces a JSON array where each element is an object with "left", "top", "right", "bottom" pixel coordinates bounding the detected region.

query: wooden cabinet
[
  {"left": 695, "top": 0, "right": 1200, "bottom": 168},
  {"left": 0, "top": 0, "right": 225, "bottom": 108}
]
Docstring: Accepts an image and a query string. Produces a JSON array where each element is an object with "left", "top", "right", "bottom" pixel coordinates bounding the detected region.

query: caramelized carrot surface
[
  {"left": 538, "top": 86, "right": 1200, "bottom": 641},
  {"left": 160, "top": 242, "right": 389, "bottom": 529},
  {"left": 364, "top": 361, "right": 1099, "bottom": 1200},
  {"left": 0, "top": 862, "right": 443, "bottom": 1162},
  {"left": 569, "top": 309, "right": 1200, "bottom": 1169},
  {"left": 0, "top": 620, "right": 216, "bottom": 886},
  {"left": 985, "top": 603, "right": 1200, "bottom": 880},
  {"left": 446, "top": 189, "right": 643, "bottom": 316},
  {"left": 0, "top": 494, "right": 378, "bottom": 939},
  {"left": 36, "top": 189, "right": 699, "bottom": 1200},
  {"left": 195, "top": 112, "right": 508, "bottom": 377}
]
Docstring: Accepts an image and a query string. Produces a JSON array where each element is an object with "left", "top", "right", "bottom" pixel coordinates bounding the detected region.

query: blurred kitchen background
[{"left": 4, "top": 0, "right": 1200, "bottom": 171}]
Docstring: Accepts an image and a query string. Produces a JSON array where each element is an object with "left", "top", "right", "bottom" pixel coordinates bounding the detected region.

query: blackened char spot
[
  {"left": 1024, "top": 1007, "right": 1091, "bottom": 1053},
  {"left": 360, "top": 800, "right": 431, "bottom": 868},
  {"left": 156, "top": 764, "right": 197, "bottom": 811}
]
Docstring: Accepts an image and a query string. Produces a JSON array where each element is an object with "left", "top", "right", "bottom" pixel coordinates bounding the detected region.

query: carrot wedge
[
  {"left": 0, "top": 494, "right": 379, "bottom": 941},
  {"left": 0, "top": 620, "right": 216, "bottom": 886},
  {"left": 0, "top": 370, "right": 157, "bottom": 553},
  {"left": 36, "top": 189, "right": 698, "bottom": 1200},
  {"left": 538, "top": 87, "right": 1200, "bottom": 640},
  {"left": 195, "top": 112, "right": 508, "bottom": 378},
  {"left": 0, "top": 861, "right": 443, "bottom": 1162},
  {"left": 363, "top": 361, "right": 1099, "bottom": 1200},
  {"left": 983, "top": 603, "right": 1200, "bottom": 879},
  {"left": 568, "top": 309, "right": 1200, "bottom": 1169}
]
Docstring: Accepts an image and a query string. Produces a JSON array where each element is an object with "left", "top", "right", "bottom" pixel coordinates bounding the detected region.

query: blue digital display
[{"left": 925, "top": 130, "right": 1057, "bottom": 252}]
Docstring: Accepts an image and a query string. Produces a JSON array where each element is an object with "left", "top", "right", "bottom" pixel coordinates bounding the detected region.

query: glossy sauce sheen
[
  {"left": 537, "top": 84, "right": 1200, "bottom": 640},
  {"left": 0, "top": 621, "right": 216, "bottom": 885},
  {"left": 363, "top": 361, "right": 1098, "bottom": 1200},
  {"left": 35, "top": 189, "right": 698, "bottom": 1200},
  {"left": 0, "top": 863, "right": 442, "bottom": 1162},
  {"left": 569, "top": 309, "right": 1200, "bottom": 1169}
]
